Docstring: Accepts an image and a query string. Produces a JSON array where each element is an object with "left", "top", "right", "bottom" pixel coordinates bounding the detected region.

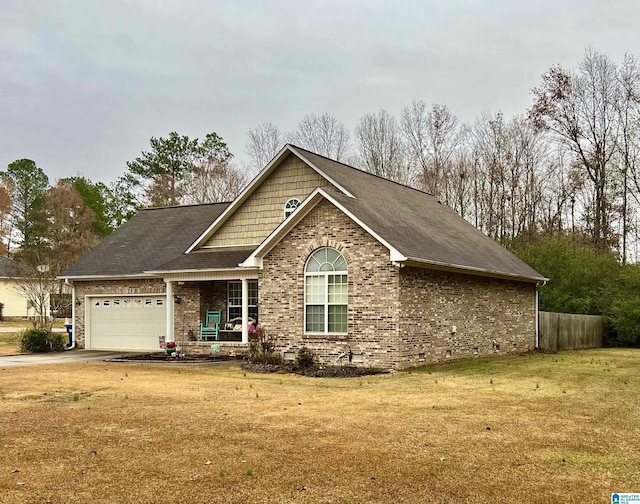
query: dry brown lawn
[{"left": 0, "top": 348, "right": 638, "bottom": 503}]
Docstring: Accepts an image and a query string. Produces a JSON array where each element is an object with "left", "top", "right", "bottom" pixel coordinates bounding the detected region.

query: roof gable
[
  {"left": 241, "top": 188, "right": 406, "bottom": 268},
  {"left": 243, "top": 146, "right": 546, "bottom": 283},
  {"left": 186, "top": 144, "right": 352, "bottom": 253}
]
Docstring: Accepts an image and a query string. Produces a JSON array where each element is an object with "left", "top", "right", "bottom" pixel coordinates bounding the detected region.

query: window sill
[{"left": 303, "top": 333, "right": 348, "bottom": 340}]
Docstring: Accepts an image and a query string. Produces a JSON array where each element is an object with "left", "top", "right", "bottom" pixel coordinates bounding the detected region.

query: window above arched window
[
  {"left": 305, "top": 247, "right": 348, "bottom": 334},
  {"left": 284, "top": 198, "right": 301, "bottom": 218}
]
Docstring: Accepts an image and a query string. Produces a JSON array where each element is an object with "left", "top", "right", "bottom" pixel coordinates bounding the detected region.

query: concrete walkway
[
  {"left": 0, "top": 350, "right": 140, "bottom": 367},
  {"left": 0, "top": 350, "right": 242, "bottom": 368}
]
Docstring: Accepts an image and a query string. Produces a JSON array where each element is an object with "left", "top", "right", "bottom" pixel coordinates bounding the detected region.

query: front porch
[{"left": 165, "top": 275, "right": 258, "bottom": 346}]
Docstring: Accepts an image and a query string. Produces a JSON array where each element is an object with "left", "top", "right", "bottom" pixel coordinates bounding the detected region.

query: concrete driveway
[{"left": 0, "top": 350, "right": 140, "bottom": 368}]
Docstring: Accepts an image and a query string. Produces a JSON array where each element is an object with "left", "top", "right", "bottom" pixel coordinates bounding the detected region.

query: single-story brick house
[{"left": 61, "top": 144, "right": 546, "bottom": 369}]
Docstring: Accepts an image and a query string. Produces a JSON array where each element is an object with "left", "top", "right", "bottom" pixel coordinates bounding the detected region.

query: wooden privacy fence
[{"left": 538, "top": 311, "right": 604, "bottom": 351}]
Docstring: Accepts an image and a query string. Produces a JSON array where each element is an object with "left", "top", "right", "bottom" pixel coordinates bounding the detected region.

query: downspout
[
  {"left": 535, "top": 284, "right": 539, "bottom": 349},
  {"left": 535, "top": 280, "right": 548, "bottom": 349},
  {"left": 65, "top": 280, "right": 76, "bottom": 350}
]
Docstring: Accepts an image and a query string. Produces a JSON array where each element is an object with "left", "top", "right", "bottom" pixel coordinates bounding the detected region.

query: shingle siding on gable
[
  {"left": 398, "top": 267, "right": 536, "bottom": 366},
  {"left": 259, "top": 199, "right": 402, "bottom": 369},
  {"left": 204, "top": 155, "right": 332, "bottom": 247}
]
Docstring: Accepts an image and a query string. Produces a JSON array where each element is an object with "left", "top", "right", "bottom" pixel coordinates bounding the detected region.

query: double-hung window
[
  {"left": 227, "top": 280, "right": 258, "bottom": 321},
  {"left": 304, "top": 248, "right": 348, "bottom": 334}
]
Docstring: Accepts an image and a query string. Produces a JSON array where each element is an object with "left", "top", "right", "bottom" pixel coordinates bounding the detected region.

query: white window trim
[
  {"left": 227, "top": 280, "right": 258, "bottom": 321},
  {"left": 304, "top": 248, "right": 348, "bottom": 335}
]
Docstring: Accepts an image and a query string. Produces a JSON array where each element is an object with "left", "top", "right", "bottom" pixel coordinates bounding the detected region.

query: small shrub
[
  {"left": 19, "top": 328, "right": 65, "bottom": 353},
  {"left": 295, "top": 347, "right": 316, "bottom": 371},
  {"left": 247, "top": 327, "right": 283, "bottom": 366}
]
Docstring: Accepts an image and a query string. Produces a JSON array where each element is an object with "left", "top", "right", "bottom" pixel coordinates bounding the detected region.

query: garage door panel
[{"left": 88, "top": 296, "right": 166, "bottom": 351}]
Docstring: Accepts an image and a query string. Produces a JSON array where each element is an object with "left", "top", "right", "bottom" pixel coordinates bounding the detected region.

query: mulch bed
[
  {"left": 114, "top": 353, "right": 239, "bottom": 362},
  {"left": 242, "top": 362, "right": 388, "bottom": 377},
  {"left": 112, "top": 354, "right": 387, "bottom": 377}
]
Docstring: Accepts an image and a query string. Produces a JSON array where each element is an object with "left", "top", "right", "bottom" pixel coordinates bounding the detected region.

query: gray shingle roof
[
  {"left": 150, "top": 247, "right": 256, "bottom": 273},
  {"left": 63, "top": 145, "right": 545, "bottom": 283},
  {"left": 61, "top": 203, "right": 229, "bottom": 278},
  {"left": 0, "top": 256, "right": 21, "bottom": 278},
  {"left": 290, "top": 146, "right": 545, "bottom": 282}
]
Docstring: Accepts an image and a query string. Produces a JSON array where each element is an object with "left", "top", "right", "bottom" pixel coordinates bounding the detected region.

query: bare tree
[
  {"left": 615, "top": 54, "right": 640, "bottom": 262},
  {"left": 530, "top": 49, "right": 620, "bottom": 248},
  {"left": 0, "top": 179, "right": 12, "bottom": 256},
  {"left": 470, "top": 111, "right": 511, "bottom": 240},
  {"left": 181, "top": 159, "right": 248, "bottom": 204},
  {"left": 246, "top": 122, "right": 283, "bottom": 173},
  {"left": 355, "top": 109, "right": 415, "bottom": 185},
  {"left": 43, "top": 180, "right": 100, "bottom": 276},
  {"left": 401, "top": 101, "right": 460, "bottom": 198},
  {"left": 12, "top": 258, "right": 58, "bottom": 330},
  {"left": 289, "top": 113, "right": 351, "bottom": 161}
]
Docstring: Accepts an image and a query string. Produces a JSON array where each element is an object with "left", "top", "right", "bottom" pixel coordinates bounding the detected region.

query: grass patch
[
  {"left": 0, "top": 348, "right": 637, "bottom": 503},
  {"left": 0, "top": 331, "right": 21, "bottom": 356}
]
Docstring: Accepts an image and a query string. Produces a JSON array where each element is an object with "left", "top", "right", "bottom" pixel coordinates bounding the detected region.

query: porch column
[
  {"left": 241, "top": 278, "right": 249, "bottom": 344},
  {"left": 166, "top": 280, "right": 174, "bottom": 343}
]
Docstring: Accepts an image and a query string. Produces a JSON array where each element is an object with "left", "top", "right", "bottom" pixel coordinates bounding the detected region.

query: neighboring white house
[{"left": 0, "top": 256, "right": 44, "bottom": 318}]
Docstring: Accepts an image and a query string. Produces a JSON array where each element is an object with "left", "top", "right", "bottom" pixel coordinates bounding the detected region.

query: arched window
[
  {"left": 305, "top": 247, "right": 348, "bottom": 334},
  {"left": 284, "top": 198, "right": 301, "bottom": 218}
]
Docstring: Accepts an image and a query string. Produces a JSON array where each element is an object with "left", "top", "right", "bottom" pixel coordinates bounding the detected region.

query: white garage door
[{"left": 87, "top": 296, "right": 167, "bottom": 351}]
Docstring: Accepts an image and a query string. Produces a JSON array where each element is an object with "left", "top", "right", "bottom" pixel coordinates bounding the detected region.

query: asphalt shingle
[
  {"left": 61, "top": 203, "right": 229, "bottom": 277},
  {"left": 291, "top": 146, "right": 545, "bottom": 282}
]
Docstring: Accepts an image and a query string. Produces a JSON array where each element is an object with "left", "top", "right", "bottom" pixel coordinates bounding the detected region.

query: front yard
[
  {"left": 0, "top": 319, "right": 32, "bottom": 356},
  {"left": 0, "top": 348, "right": 638, "bottom": 503}
]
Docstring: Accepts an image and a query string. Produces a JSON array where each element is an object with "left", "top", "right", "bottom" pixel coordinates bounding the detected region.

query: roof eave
[
  {"left": 402, "top": 257, "right": 548, "bottom": 284},
  {"left": 58, "top": 273, "right": 161, "bottom": 281},
  {"left": 146, "top": 266, "right": 259, "bottom": 275}
]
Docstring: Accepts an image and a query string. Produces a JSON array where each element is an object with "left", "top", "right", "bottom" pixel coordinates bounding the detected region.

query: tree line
[
  {"left": 247, "top": 49, "right": 640, "bottom": 265},
  {"left": 2, "top": 48, "right": 638, "bottom": 343}
]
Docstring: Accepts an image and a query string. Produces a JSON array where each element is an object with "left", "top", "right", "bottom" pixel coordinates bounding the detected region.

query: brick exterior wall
[
  {"left": 259, "top": 200, "right": 537, "bottom": 370},
  {"left": 73, "top": 205, "right": 536, "bottom": 369},
  {"left": 259, "top": 199, "right": 401, "bottom": 369},
  {"left": 398, "top": 267, "right": 536, "bottom": 367},
  {"left": 73, "top": 279, "right": 166, "bottom": 348},
  {"left": 172, "top": 281, "right": 228, "bottom": 343},
  {"left": 74, "top": 279, "right": 239, "bottom": 351}
]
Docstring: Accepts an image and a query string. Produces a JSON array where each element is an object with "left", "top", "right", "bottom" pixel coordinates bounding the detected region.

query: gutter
[
  {"left": 58, "top": 273, "right": 160, "bottom": 281},
  {"left": 403, "top": 256, "right": 548, "bottom": 284}
]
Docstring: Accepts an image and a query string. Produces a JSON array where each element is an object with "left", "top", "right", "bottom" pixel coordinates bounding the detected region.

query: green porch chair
[{"left": 200, "top": 310, "right": 222, "bottom": 341}]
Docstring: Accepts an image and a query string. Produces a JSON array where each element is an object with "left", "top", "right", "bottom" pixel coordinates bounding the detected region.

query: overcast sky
[{"left": 1, "top": 0, "right": 638, "bottom": 185}]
